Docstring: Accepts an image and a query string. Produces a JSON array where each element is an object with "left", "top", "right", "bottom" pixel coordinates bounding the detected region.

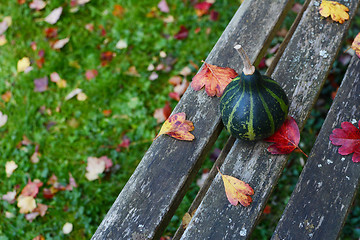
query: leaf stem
[{"left": 296, "top": 146, "right": 308, "bottom": 158}]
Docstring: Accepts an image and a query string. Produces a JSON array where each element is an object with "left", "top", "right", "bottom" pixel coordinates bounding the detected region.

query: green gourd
[{"left": 220, "top": 45, "right": 289, "bottom": 141}]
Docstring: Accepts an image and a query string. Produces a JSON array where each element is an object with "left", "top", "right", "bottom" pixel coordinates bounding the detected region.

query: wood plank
[
  {"left": 180, "top": 1, "right": 360, "bottom": 239},
  {"left": 91, "top": 1, "right": 294, "bottom": 239},
  {"left": 272, "top": 56, "right": 360, "bottom": 239}
]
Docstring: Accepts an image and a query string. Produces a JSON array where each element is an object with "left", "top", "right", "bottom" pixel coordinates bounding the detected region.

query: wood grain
[
  {"left": 91, "top": 0, "right": 294, "bottom": 239},
  {"left": 272, "top": 56, "right": 360, "bottom": 240},
  {"left": 180, "top": 1, "right": 359, "bottom": 239}
]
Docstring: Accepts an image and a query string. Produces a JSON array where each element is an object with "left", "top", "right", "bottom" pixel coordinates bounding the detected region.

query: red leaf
[
  {"left": 85, "top": 69, "right": 98, "bottom": 80},
  {"left": 264, "top": 116, "right": 308, "bottom": 157},
  {"left": 174, "top": 25, "right": 189, "bottom": 40},
  {"left": 44, "top": 27, "right": 58, "bottom": 39},
  {"left": 21, "top": 179, "right": 43, "bottom": 198},
  {"left": 191, "top": 62, "right": 237, "bottom": 97},
  {"left": 101, "top": 51, "right": 114, "bottom": 66},
  {"left": 210, "top": 10, "right": 219, "bottom": 21},
  {"left": 330, "top": 120, "right": 360, "bottom": 163},
  {"left": 169, "top": 92, "right": 180, "bottom": 101},
  {"left": 194, "top": 2, "right": 212, "bottom": 17}
]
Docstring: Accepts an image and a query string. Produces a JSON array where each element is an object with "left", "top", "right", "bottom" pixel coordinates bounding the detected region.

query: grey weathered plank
[
  {"left": 91, "top": 0, "right": 294, "bottom": 239},
  {"left": 181, "top": 0, "right": 359, "bottom": 239},
  {"left": 272, "top": 56, "right": 360, "bottom": 240}
]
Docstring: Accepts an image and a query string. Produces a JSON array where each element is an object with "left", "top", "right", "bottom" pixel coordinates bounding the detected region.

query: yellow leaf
[
  {"left": 17, "top": 195, "right": 36, "bottom": 214},
  {"left": 218, "top": 167, "right": 254, "bottom": 207},
  {"left": 76, "top": 92, "right": 87, "bottom": 101},
  {"left": 5, "top": 160, "right": 17, "bottom": 177},
  {"left": 155, "top": 112, "right": 194, "bottom": 141},
  {"left": 17, "top": 57, "right": 30, "bottom": 72},
  {"left": 56, "top": 79, "right": 67, "bottom": 88},
  {"left": 351, "top": 32, "right": 360, "bottom": 58},
  {"left": 319, "top": 0, "right": 349, "bottom": 24},
  {"left": 182, "top": 212, "right": 192, "bottom": 229},
  {"left": 0, "top": 35, "right": 7, "bottom": 46}
]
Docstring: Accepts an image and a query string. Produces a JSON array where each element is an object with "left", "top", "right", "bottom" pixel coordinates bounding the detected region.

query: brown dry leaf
[
  {"left": 191, "top": 61, "right": 237, "bottom": 97},
  {"left": 319, "top": 0, "right": 349, "bottom": 24},
  {"left": 351, "top": 32, "right": 360, "bottom": 58},
  {"left": 155, "top": 112, "right": 194, "bottom": 141},
  {"left": 182, "top": 209, "right": 197, "bottom": 229},
  {"left": 217, "top": 167, "right": 254, "bottom": 207}
]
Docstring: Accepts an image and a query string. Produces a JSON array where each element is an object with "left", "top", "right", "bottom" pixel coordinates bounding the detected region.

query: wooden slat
[
  {"left": 272, "top": 56, "right": 360, "bottom": 239},
  {"left": 91, "top": 1, "right": 294, "bottom": 239},
  {"left": 180, "top": 1, "right": 359, "bottom": 239}
]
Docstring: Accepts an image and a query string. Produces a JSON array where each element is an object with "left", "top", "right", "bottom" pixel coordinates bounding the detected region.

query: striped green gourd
[{"left": 220, "top": 45, "right": 289, "bottom": 141}]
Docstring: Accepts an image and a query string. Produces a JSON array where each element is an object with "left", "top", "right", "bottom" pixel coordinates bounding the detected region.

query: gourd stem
[{"left": 234, "top": 44, "right": 255, "bottom": 75}]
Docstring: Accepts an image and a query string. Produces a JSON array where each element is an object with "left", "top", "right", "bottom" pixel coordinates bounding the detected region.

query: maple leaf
[
  {"left": 191, "top": 61, "right": 237, "bottom": 97},
  {"left": 155, "top": 112, "right": 194, "bottom": 141},
  {"left": 17, "top": 57, "right": 31, "bottom": 72},
  {"left": 65, "top": 172, "right": 78, "bottom": 191},
  {"left": 85, "top": 156, "right": 106, "bottom": 181},
  {"left": 264, "top": 116, "right": 308, "bottom": 157},
  {"left": 194, "top": 2, "right": 212, "bottom": 17},
  {"left": 17, "top": 195, "right": 37, "bottom": 214},
  {"left": 174, "top": 25, "right": 189, "bottom": 40},
  {"left": 153, "top": 101, "right": 172, "bottom": 123},
  {"left": 217, "top": 167, "right": 254, "bottom": 207},
  {"left": 351, "top": 32, "right": 360, "bottom": 59},
  {"left": 2, "top": 190, "right": 17, "bottom": 203},
  {"left": 330, "top": 120, "right": 360, "bottom": 163},
  {"left": 319, "top": 0, "right": 349, "bottom": 24},
  {"left": 45, "top": 7, "right": 63, "bottom": 24}
]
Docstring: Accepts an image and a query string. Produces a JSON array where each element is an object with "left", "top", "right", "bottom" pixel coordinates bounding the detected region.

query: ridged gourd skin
[{"left": 220, "top": 70, "right": 289, "bottom": 141}]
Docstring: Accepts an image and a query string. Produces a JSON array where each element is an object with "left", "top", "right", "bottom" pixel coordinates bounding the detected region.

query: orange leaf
[
  {"left": 191, "top": 62, "right": 237, "bottom": 97},
  {"left": 319, "top": 0, "right": 349, "bottom": 24},
  {"left": 217, "top": 167, "right": 254, "bottom": 207},
  {"left": 155, "top": 112, "right": 194, "bottom": 141},
  {"left": 351, "top": 32, "right": 360, "bottom": 59}
]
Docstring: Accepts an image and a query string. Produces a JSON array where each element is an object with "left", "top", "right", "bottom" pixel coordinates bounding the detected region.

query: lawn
[{"left": 1, "top": 0, "right": 359, "bottom": 239}]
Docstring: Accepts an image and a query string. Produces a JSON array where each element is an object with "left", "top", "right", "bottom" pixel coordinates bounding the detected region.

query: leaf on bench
[
  {"left": 319, "top": 0, "right": 349, "bottom": 24},
  {"left": 351, "top": 32, "right": 360, "bottom": 58},
  {"left": 154, "top": 112, "right": 194, "bottom": 141},
  {"left": 264, "top": 116, "right": 308, "bottom": 157},
  {"left": 191, "top": 61, "right": 237, "bottom": 97},
  {"left": 330, "top": 120, "right": 360, "bottom": 163},
  {"left": 217, "top": 167, "right": 254, "bottom": 207}
]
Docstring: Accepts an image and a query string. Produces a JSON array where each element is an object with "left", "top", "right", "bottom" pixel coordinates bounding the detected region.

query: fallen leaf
[
  {"left": 32, "top": 235, "right": 45, "bottom": 240},
  {"left": 264, "top": 116, "right": 308, "bottom": 157},
  {"left": 5, "top": 161, "right": 18, "bottom": 177},
  {"left": 63, "top": 222, "right": 73, "bottom": 234},
  {"left": 21, "top": 179, "right": 43, "bottom": 198},
  {"left": 194, "top": 2, "right": 212, "bottom": 17},
  {"left": 0, "top": 20, "right": 8, "bottom": 35},
  {"left": 44, "top": 27, "right": 58, "bottom": 38},
  {"left": 217, "top": 167, "right": 254, "bottom": 207},
  {"left": 180, "top": 66, "right": 192, "bottom": 76},
  {"left": 29, "top": 0, "right": 46, "bottom": 10},
  {"left": 330, "top": 120, "right": 360, "bottom": 163},
  {"left": 100, "top": 51, "right": 115, "bottom": 66},
  {"left": 17, "top": 195, "right": 36, "bottom": 214},
  {"left": 85, "top": 156, "right": 106, "bottom": 181},
  {"left": 100, "top": 156, "right": 113, "bottom": 171},
  {"left": 149, "top": 72, "right": 159, "bottom": 81},
  {"left": 0, "top": 111, "right": 8, "bottom": 127},
  {"left": 196, "top": 169, "right": 209, "bottom": 188},
  {"left": 5, "top": 211, "right": 15, "bottom": 219},
  {"left": 263, "top": 205, "right": 271, "bottom": 214},
  {"left": 52, "top": 37, "right": 70, "bottom": 49},
  {"left": 319, "top": 0, "right": 349, "bottom": 24},
  {"left": 155, "top": 112, "right": 194, "bottom": 141},
  {"left": 66, "top": 172, "right": 78, "bottom": 190},
  {"left": 210, "top": 10, "right": 219, "bottom": 21},
  {"left": 153, "top": 101, "right": 172, "bottom": 124},
  {"left": 17, "top": 57, "right": 31, "bottom": 72},
  {"left": 116, "top": 39, "right": 127, "bottom": 49},
  {"left": 65, "top": 88, "right": 83, "bottom": 100},
  {"left": 125, "top": 66, "right": 141, "bottom": 77},
  {"left": 102, "top": 109, "right": 112, "bottom": 117},
  {"left": 0, "top": 35, "right": 7, "bottom": 46},
  {"left": 174, "top": 25, "right": 189, "bottom": 40},
  {"left": 45, "top": 7, "right": 63, "bottom": 24},
  {"left": 85, "top": 69, "right": 98, "bottom": 80},
  {"left": 2, "top": 91, "right": 12, "bottom": 102},
  {"left": 191, "top": 61, "right": 237, "bottom": 97},
  {"left": 2, "top": 191, "right": 17, "bottom": 203},
  {"left": 25, "top": 212, "right": 40, "bottom": 222},
  {"left": 351, "top": 32, "right": 360, "bottom": 59},
  {"left": 169, "top": 92, "right": 180, "bottom": 101},
  {"left": 34, "top": 77, "right": 48, "bottom": 92},
  {"left": 76, "top": 92, "right": 87, "bottom": 101},
  {"left": 169, "top": 76, "right": 182, "bottom": 86},
  {"left": 158, "top": 0, "right": 170, "bottom": 13},
  {"left": 113, "top": 4, "right": 125, "bottom": 18},
  {"left": 34, "top": 203, "right": 48, "bottom": 217},
  {"left": 174, "top": 79, "right": 189, "bottom": 97}
]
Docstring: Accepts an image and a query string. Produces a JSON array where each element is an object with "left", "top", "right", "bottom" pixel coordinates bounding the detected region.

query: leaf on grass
[
  {"left": 194, "top": 2, "right": 212, "bottom": 17},
  {"left": 34, "top": 77, "right": 48, "bottom": 92},
  {"left": 264, "top": 116, "right": 308, "bottom": 157},
  {"left": 158, "top": 0, "right": 170, "bottom": 13},
  {"left": 21, "top": 179, "right": 43, "bottom": 198},
  {"left": 2, "top": 91, "right": 12, "bottom": 102},
  {"left": 63, "top": 222, "right": 73, "bottom": 234},
  {"left": 330, "top": 120, "right": 360, "bottom": 163},
  {"left": 155, "top": 112, "right": 194, "bottom": 141},
  {"left": 174, "top": 25, "right": 189, "bottom": 40},
  {"left": 65, "top": 88, "right": 83, "bottom": 100},
  {"left": 85, "top": 156, "right": 107, "bottom": 181},
  {"left": 116, "top": 39, "right": 128, "bottom": 49},
  {"left": 52, "top": 37, "right": 70, "bottom": 49},
  {"left": 2, "top": 190, "right": 17, "bottom": 203},
  {"left": 85, "top": 69, "right": 98, "bottom": 80},
  {"left": 351, "top": 32, "right": 360, "bottom": 59},
  {"left": 0, "top": 111, "right": 8, "bottom": 127},
  {"left": 0, "top": 35, "right": 7, "bottom": 46},
  {"left": 29, "top": 0, "right": 46, "bottom": 10},
  {"left": 319, "top": 0, "right": 349, "bottom": 24},
  {"left": 17, "top": 57, "right": 30, "bottom": 72},
  {"left": 17, "top": 195, "right": 36, "bottom": 214},
  {"left": 32, "top": 235, "right": 45, "bottom": 240},
  {"left": 45, "top": 7, "right": 63, "bottom": 24},
  {"left": 191, "top": 62, "right": 237, "bottom": 97},
  {"left": 113, "top": 4, "right": 125, "bottom": 18},
  {"left": 217, "top": 167, "right": 254, "bottom": 207},
  {"left": 5, "top": 161, "right": 18, "bottom": 177}
]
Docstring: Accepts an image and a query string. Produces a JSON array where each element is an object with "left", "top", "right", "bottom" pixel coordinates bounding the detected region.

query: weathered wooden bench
[{"left": 92, "top": 0, "right": 360, "bottom": 239}]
